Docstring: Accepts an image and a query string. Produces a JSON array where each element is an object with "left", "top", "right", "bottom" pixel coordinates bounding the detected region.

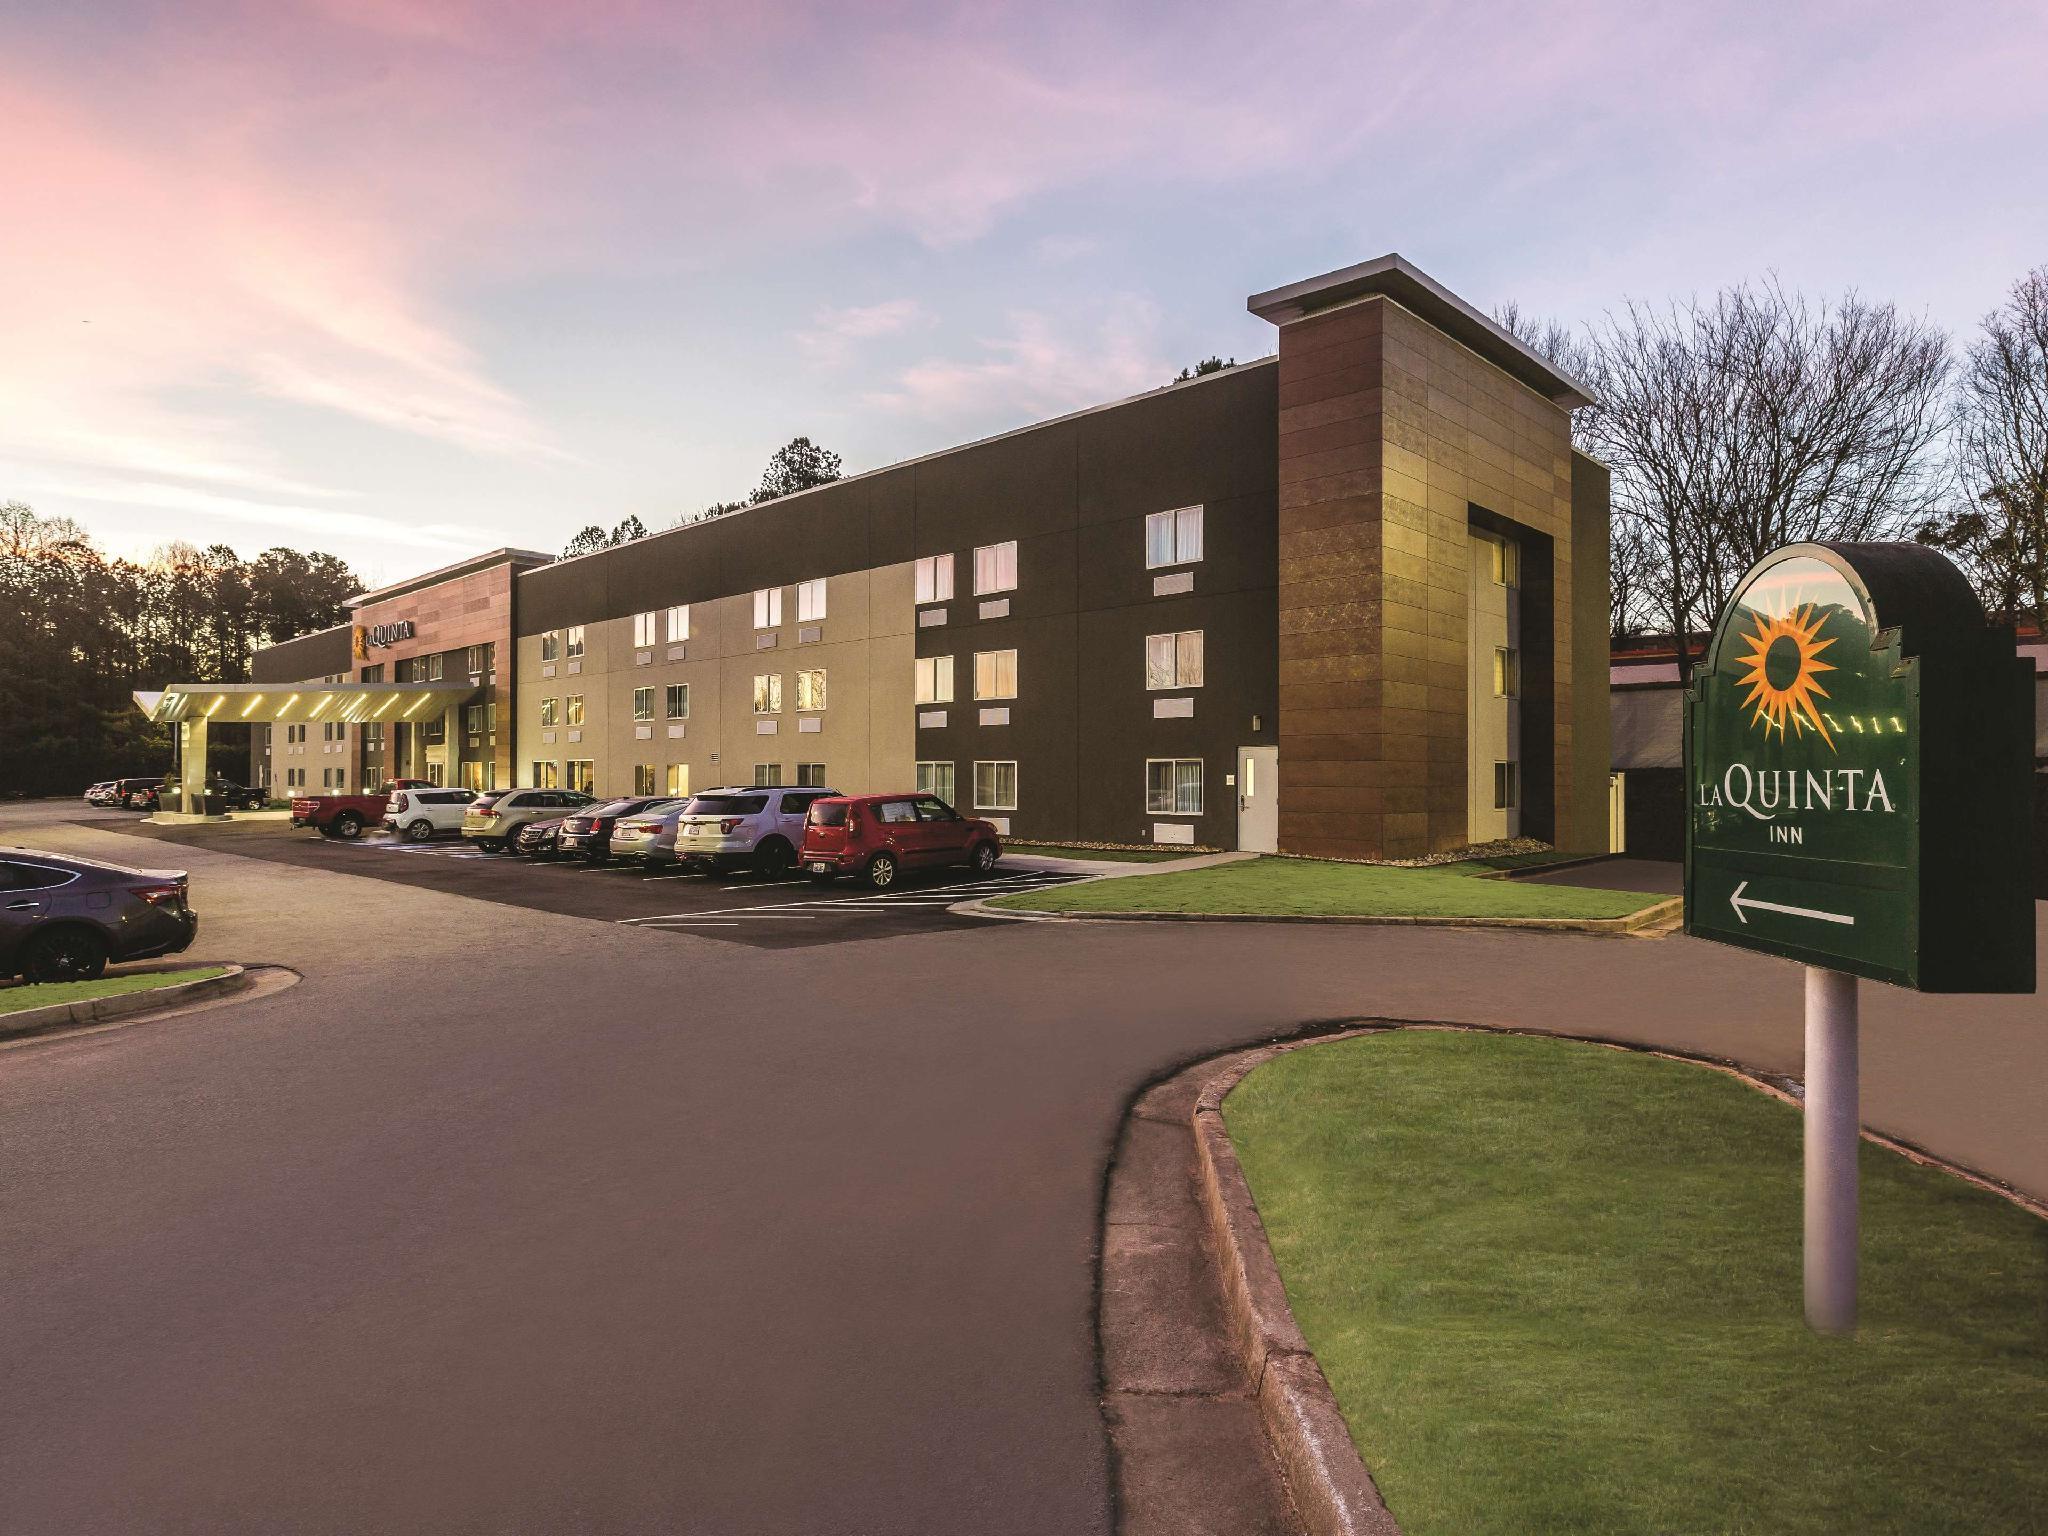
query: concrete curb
[
  {"left": 0, "top": 964, "right": 251, "bottom": 1040},
  {"left": 1190, "top": 1043, "right": 1402, "bottom": 1536},
  {"left": 956, "top": 894, "right": 1682, "bottom": 934}
]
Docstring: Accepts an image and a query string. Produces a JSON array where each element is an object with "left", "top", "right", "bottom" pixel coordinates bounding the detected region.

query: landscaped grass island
[
  {"left": 1001, "top": 842, "right": 1193, "bottom": 863},
  {"left": 0, "top": 966, "right": 227, "bottom": 1016},
  {"left": 1225, "top": 1030, "right": 2048, "bottom": 1536},
  {"left": 984, "top": 854, "right": 1669, "bottom": 921}
]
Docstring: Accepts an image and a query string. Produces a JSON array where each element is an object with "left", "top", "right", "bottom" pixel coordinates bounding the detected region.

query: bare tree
[
  {"left": 1919, "top": 268, "right": 2048, "bottom": 626},
  {"left": 1508, "top": 284, "right": 1950, "bottom": 679}
]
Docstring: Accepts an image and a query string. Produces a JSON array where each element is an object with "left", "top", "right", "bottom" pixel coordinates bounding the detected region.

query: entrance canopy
[{"left": 134, "top": 681, "right": 478, "bottom": 727}]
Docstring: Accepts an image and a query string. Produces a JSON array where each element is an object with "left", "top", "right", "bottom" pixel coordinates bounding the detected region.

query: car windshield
[
  {"left": 686, "top": 795, "right": 768, "bottom": 815},
  {"left": 808, "top": 801, "right": 850, "bottom": 827}
]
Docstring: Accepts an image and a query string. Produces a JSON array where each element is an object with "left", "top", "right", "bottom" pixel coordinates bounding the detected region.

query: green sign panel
[{"left": 1685, "top": 542, "right": 2035, "bottom": 992}]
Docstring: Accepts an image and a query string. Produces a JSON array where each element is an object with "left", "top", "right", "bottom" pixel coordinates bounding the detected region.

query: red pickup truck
[{"left": 291, "top": 779, "right": 431, "bottom": 840}]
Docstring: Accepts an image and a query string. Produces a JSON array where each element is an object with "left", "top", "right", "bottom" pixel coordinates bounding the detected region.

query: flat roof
[
  {"left": 349, "top": 547, "right": 554, "bottom": 608},
  {"left": 1247, "top": 253, "right": 1597, "bottom": 410},
  {"left": 135, "top": 681, "right": 478, "bottom": 725}
]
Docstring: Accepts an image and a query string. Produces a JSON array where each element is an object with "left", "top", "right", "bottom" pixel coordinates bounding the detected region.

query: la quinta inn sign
[{"left": 1685, "top": 541, "right": 2033, "bottom": 992}]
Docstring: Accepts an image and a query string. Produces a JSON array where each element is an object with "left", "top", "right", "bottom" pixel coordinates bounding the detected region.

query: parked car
[
  {"left": 111, "top": 776, "right": 166, "bottom": 810},
  {"left": 382, "top": 786, "right": 478, "bottom": 842},
  {"left": 511, "top": 816, "right": 565, "bottom": 858},
  {"left": 608, "top": 804, "right": 692, "bottom": 867},
  {"left": 461, "top": 788, "right": 595, "bottom": 851},
  {"left": 291, "top": 779, "right": 431, "bottom": 839},
  {"left": 83, "top": 781, "right": 117, "bottom": 806},
  {"left": 558, "top": 797, "right": 686, "bottom": 861},
  {"left": 800, "top": 793, "right": 1003, "bottom": 889},
  {"left": 158, "top": 777, "right": 267, "bottom": 812},
  {"left": 0, "top": 848, "right": 198, "bottom": 982},
  {"left": 671, "top": 786, "right": 841, "bottom": 875}
]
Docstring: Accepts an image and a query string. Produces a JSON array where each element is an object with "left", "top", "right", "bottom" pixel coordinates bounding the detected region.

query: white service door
[{"left": 1237, "top": 746, "right": 1278, "bottom": 853}]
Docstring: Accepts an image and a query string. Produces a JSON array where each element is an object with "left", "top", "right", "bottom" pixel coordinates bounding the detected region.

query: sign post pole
[{"left": 1803, "top": 965, "right": 1859, "bottom": 1334}]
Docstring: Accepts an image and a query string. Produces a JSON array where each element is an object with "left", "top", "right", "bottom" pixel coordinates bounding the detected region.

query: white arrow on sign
[{"left": 1728, "top": 880, "right": 1856, "bottom": 927}]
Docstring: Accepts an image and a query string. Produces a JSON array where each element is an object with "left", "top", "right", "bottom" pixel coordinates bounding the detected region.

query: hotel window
[
  {"left": 914, "top": 655, "right": 955, "bottom": 705},
  {"left": 914, "top": 554, "right": 954, "bottom": 605},
  {"left": 795, "top": 668, "right": 827, "bottom": 712},
  {"left": 916, "top": 760, "right": 956, "bottom": 804},
  {"left": 362, "top": 723, "right": 383, "bottom": 750},
  {"left": 1494, "top": 761, "right": 1519, "bottom": 810},
  {"left": 633, "top": 763, "right": 657, "bottom": 796},
  {"left": 465, "top": 643, "right": 492, "bottom": 675},
  {"left": 633, "top": 687, "right": 654, "bottom": 721},
  {"left": 665, "top": 684, "right": 689, "bottom": 719},
  {"left": 565, "top": 695, "right": 585, "bottom": 726},
  {"left": 1145, "top": 630, "right": 1205, "bottom": 690},
  {"left": 393, "top": 658, "right": 414, "bottom": 683},
  {"left": 540, "top": 697, "right": 558, "bottom": 727},
  {"left": 566, "top": 625, "right": 586, "bottom": 659},
  {"left": 1490, "top": 537, "right": 1519, "bottom": 587},
  {"left": 753, "top": 587, "right": 782, "bottom": 629},
  {"left": 464, "top": 704, "right": 485, "bottom": 735},
  {"left": 424, "top": 653, "right": 445, "bottom": 682},
  {"left": 540, "top": 631, "right": 560, "bottom": 662},
  {"left": 633, "top": 611, "right": 658, "bottom": 647},
  {"left": 797, "top": 762, "right": 827, "bottom": 788},
  {"left": 1493, "top": 647, "right": 1520, "bottom": 699},
  {"left": 973, "top": 540, "right": 1017, "bottom": 595},
  {"left": 973, "top": 760, "right": 1018, "bottom": 812},
  {"left": 1146, "top": 759, "right": 1204, "bottom": 816},
  {"left": 796, "top": 578, "right": 827, "bottom": 623},
  {"left": 665, "top": 763, "right": 689, "bottom": 797},
  {"left": 666, "top": 604, "right": 689, "bottom": 642},
  {"left": 567, "top": 759, "right": 595, "bottom": 796},
  {"left": 753, "top": 673, "right": 783, "bottom": 713},
  {"left": 533, "top": 761, "right": 559, "bottom": 789},
  {"left": 1145, "top": 505, "right": 1204, "bottom": 568},
  {"left": 754, "top": 762, "right": 784, "bottom": 787},
  {"left": 973, "top": 649, "right": 1018, "bottom": 700}
]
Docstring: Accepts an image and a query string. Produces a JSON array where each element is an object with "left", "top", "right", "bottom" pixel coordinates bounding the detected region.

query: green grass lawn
[
  {"left": 1002, "top": 842, "right": 1194, "bottom": 863},
  {"left": 984, "top": 855, "right": 1668, "bottom": 919},
  {"left": 1225, "top": 1031, "right": 2048, "bottom": 1535},
  {"left": 0, "top": 966, "right": 226, "bottom": 1016}
]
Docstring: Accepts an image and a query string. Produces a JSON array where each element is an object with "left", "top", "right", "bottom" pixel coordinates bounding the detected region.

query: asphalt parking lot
[{"left": 99, "top": 813, "right": 1083, "bottom": 949}]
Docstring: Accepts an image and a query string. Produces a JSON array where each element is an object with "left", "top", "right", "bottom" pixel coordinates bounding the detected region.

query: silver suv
[
  {"left": 461, "top": 788, "right": 595, "bottom": 852},
  {"left": 671, "top": 786, "right": 840, "bottom": 875}
]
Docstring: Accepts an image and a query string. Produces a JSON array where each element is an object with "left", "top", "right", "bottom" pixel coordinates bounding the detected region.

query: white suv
[
  {"left": 384, "top": 786, "right": 478, "bottom": 842},
  {"left": 672, "top": 786, "right": 841, "bottom": 875}
]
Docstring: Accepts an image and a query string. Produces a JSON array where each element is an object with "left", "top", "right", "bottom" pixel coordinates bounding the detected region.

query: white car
[
  {"left": 83, "top": 781, "right": 117, "bottom": 806},
  {"left": 670, "top": 786, "right": 841, "bottom": 875},
  {"left": 383, "top": 786, "right": 478, "bottom": 842},
  {"left": 609, "top": 804, "right": 689, "bottom": 866}
]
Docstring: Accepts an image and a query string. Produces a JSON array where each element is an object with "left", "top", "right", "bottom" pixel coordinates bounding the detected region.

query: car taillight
[
  {"left": 844, "top": 808, "right": 860, "bottom": 834},
  {"left": 131, "top": 882, "right": 183, "bottom": 907},
  {"left": 721, "top": 818, "right": 743, "bottom": 834}
]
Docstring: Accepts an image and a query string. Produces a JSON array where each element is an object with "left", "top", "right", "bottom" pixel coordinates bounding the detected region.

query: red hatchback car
[{"left": 800, "top": 794, "right": 1003, "bottom": 889}]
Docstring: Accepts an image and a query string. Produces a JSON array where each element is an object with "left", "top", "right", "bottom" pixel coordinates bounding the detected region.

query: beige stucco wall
[{"left": 517, "top": 562, "right": 916, "bottom": 800}]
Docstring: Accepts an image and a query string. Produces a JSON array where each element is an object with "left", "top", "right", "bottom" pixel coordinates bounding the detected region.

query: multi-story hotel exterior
[{"left": 201, "top": 255, "right": 1612, "bottom": 859}]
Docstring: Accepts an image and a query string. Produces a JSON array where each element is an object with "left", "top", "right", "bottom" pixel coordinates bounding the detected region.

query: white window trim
[
  {"left": 914, "top": 654, "right": 955, "bottom": 706},
  {"left": 666, "top": 604, "right": 690, "bottom": 642},
  {"left": 973, "top": 759, "right": 1019, "bottom": 812},
  {"left": 972, "top": 540, "right": 1018, "bottom": 596},
  {"left": 914, "top": 553, "right": 955, "bottom": 605},
  {"left": 796, "top": 668, "right": 827, "bottom": 713},
  {"left": 1145, "top": 505, "right": 1204, "bottom": 569},
  {"left": 973, "top": 649, "right": 1018, "bottom": 701},
  {"left": 753, "top": 587, "right": 783, "bottom": 630},
  {"left": 1145, "top": 630, "right": 1205, "bottom": 690},
  {"left": 753, "top": 674, "right": 783, "bottom": 714},
  {"left": 796, "top": 578, "right": 828, "bottom": 624},
  {"left": 1145, "top": 757, "right": 1205, "bottom": 816}
]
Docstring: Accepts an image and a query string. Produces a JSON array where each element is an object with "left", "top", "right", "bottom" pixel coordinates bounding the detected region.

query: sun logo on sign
[{"left": 1732, "top": 604, "right": 1837, "bottom": 748}]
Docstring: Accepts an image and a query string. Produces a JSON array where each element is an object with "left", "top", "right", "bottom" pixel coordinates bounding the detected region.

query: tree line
[
  {"left": 0, "top": 503, "right": 361, "bottom": 796},
  {"left": 561, "top": 436, "right": 845, "bottom": 556},
  {"left": 1503, "top": 265, "right": 2048, "bottom": 677}
]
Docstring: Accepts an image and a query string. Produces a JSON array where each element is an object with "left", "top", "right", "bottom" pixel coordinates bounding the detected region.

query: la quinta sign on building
[{"left": 1685, "top": 542, "right": 2033, "bottom": 993}]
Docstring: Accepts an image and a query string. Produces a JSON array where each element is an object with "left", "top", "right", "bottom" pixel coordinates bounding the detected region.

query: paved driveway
[{"left": 1, "top": 801, "right": 2041, "bottom": 1533}]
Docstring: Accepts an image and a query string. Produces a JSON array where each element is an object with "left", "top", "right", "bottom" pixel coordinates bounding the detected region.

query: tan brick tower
[{"left": 1249, "top": 255, "right": 1605, "bottom": 860}]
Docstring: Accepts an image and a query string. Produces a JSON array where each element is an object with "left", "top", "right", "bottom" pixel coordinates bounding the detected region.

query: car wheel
[
  {"left": 22, "top": 926, "right": 109, "bottom": 983},
  {"left": 970, "top": 841, "right": 998, "bottom": 874},
  {"left": 753, "top": 838, "right": 795, "bottom": 877},
  {"left": 864, "top": 852, "right": 899, "bottom": 890},
  {"left": 333, "top": 812, "right": 364, "bottom": 840},
  {"left": 405, "top": 819, "right": 434, "bottom": 843}
]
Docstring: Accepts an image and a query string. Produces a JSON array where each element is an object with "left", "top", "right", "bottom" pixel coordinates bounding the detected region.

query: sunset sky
[{"left": 6, "top": 0, "right": 2046, "bottom": 589}]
